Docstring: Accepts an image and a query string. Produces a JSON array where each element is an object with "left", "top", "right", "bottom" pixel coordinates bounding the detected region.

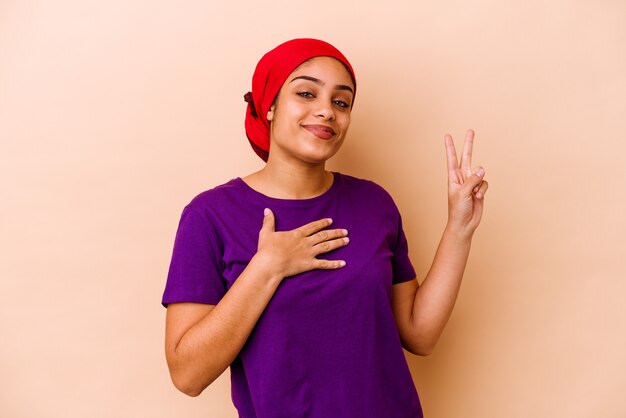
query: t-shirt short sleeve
[
  {"left": 162, "top": 205, "right": 226, "bottom": 307},
  {"left": 391, "top": 213, "right": 417, "bottom": 285}
]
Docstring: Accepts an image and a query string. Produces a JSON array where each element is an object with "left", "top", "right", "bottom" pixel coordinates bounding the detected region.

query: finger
[
  {"left": 472, "top": 195, "right": 484, "bottom": 223},
  {"left": 313, "top": 236, "right": 350, "bottom": 255},
  {"left": 444, "top": 134, "right": 459, "bottom": 179},
  {"left": 296, "top": 218, "right": 333, "bottom": 237},
  {"left": 472, "top": 165, "right": 483, "bottom": 192},
  {"left": 460, "top": 129, "right": 474, "bottom": 176},
  {"left": 260, "top": 208, "right": 275, "bottom": 234},
  {"left": 461, "top": 167, "right": 485, "bottom": 196},
  {"left": 472, "top": 179, "right": 484, "bottom": 194},
  {"left": 475, "top": 180, "right": 489, "bottom": 199},
  {"left": 309, "top": 228, "right": 348, "bottom": 244},
  {"left": 313, "top": 258, "right": 347, "bottom": 270}
]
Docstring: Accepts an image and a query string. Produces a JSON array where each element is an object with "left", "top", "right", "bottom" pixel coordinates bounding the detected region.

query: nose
[{"left": 314, "top": 98, "right": 335, "bottom": 121}]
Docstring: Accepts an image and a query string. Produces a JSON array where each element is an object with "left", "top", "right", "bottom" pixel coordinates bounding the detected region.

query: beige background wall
[{"left": 1, "top": 0, "right": 625, "bottom": 417}]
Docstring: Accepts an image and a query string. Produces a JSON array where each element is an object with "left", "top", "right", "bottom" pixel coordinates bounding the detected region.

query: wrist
[
  {"left": 248, "top": 252, "right": 285, "bottom": 286},
  {"left": 443, "top": 221, "right": 475, "bottom": 244}
]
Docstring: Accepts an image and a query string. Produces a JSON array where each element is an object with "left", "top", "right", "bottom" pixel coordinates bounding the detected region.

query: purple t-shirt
[{"left": 163, "top": 172, "right": 423, "bottom": 418}]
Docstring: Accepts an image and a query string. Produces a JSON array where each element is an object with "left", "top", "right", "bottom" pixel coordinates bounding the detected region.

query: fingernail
[
  {"left": 344, "top": 237, "right": 350, "bottom": 244},
  {"left": 339, "top": 260, "right": 346, "bottom": 267},
  {"left": 264, "top": 208, "right": 270, "bottom": 216},
  {"left": 327, "top": 218, "right": 333, "bottom": 225},
  {"left": 476, "top": 168, "right": 485, "bottom": 177}
]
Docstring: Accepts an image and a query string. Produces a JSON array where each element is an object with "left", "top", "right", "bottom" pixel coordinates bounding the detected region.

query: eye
[
  {"left": 333, "top": 100, "right": 350, "bottom": 109},
  {"left": 297, "top": 91, "right": 314, "bottom": 98}
]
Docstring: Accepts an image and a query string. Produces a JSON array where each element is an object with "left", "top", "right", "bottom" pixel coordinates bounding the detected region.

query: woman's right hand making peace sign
[{"left": 444, "top": 129, "right": 489, "bottom": 239}]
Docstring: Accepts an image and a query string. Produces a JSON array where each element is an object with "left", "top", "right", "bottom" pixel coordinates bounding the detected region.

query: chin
[{"left": 298, "top": 143, "right": 343, "bottom": 164}]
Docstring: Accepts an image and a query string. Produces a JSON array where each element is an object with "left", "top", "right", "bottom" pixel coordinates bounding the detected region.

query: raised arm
[
  {"left": 165, "top": 209, "right": 349, "bottom": 396},
  {"left": 392, "top": 129, "right": 489, "bottom": 355}
]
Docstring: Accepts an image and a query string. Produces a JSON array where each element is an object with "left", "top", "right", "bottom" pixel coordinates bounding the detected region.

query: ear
[{"left": 266, "top": 105, "right": 275, "bottom": 121}]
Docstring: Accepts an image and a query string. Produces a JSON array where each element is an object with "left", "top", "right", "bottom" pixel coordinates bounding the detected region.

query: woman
[{"left": 162, "top": 38, "right": 488, "bottom": 418}]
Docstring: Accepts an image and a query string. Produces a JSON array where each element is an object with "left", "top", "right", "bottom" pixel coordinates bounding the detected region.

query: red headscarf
[{"left": 244, "top": 38, "right": 357, "bottom": 161}]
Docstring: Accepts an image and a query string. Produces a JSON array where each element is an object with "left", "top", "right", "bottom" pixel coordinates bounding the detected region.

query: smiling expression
[{"left": 266, "top": 56, "right": 355, "bottom": 165}]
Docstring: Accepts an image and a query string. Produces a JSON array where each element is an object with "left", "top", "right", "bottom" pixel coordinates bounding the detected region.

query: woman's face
[{"left": 267, "top": 56, "right": 355, "bottom": 165}]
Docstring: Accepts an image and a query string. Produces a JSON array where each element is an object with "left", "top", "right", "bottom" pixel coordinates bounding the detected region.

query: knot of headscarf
[{"left": 244, "top": 38, "right": 356, "bottom": 162}]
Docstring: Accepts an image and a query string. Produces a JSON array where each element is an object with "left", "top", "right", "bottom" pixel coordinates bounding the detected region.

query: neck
[{"left": 244, "top": 158, "right": 333, "bottom": 200}]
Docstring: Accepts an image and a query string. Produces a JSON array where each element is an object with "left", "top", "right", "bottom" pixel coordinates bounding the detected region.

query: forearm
[
  {"left": 410, "top": 224, "right": 473, "bottom": 352},
  {"left": 167, "top": 254, "right": 282, "bottom": 396},
  {"left": 165, "top": 211, "right": 349, "bottom": 395},
  {"left": 399, "top": 129, "right": 487, "bottom": 354}
]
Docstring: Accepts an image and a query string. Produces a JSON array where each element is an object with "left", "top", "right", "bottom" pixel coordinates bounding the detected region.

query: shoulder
[
  {"left": 172, "top": 178, "right": 249, "bottom": 230},
  {"left": 184, "top": 178, "right": 243, "bottom": 212},
  {"left": 334, "top": 172, "right": 396, "bottom": 205}
]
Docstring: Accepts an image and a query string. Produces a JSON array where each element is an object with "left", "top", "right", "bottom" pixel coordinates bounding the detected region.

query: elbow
[
  {"left": 166, "top": 351, "right": 216, "bottom": 397},
  {"left": 178, "top": 385, "right": 203, "bottom": 398},
  {"left": 409, "top": 345, "right": 434, "bottom": 357},
  {"left": 402, "top": 338, "right": 437, "bottom": 357},
  {"left": 171, "top": 375, "right": 209, "bottom": 397},
  {"left": 182, "top": 388, "right": 203, "bottom": 398},
  {"left": 170, "top": 368, "right": 216, "bottom": 397}
]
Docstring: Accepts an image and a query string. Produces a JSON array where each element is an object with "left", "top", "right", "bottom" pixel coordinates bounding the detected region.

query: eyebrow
[{"left": 289, "top": 75, "right": 354, "bottom": 94}]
